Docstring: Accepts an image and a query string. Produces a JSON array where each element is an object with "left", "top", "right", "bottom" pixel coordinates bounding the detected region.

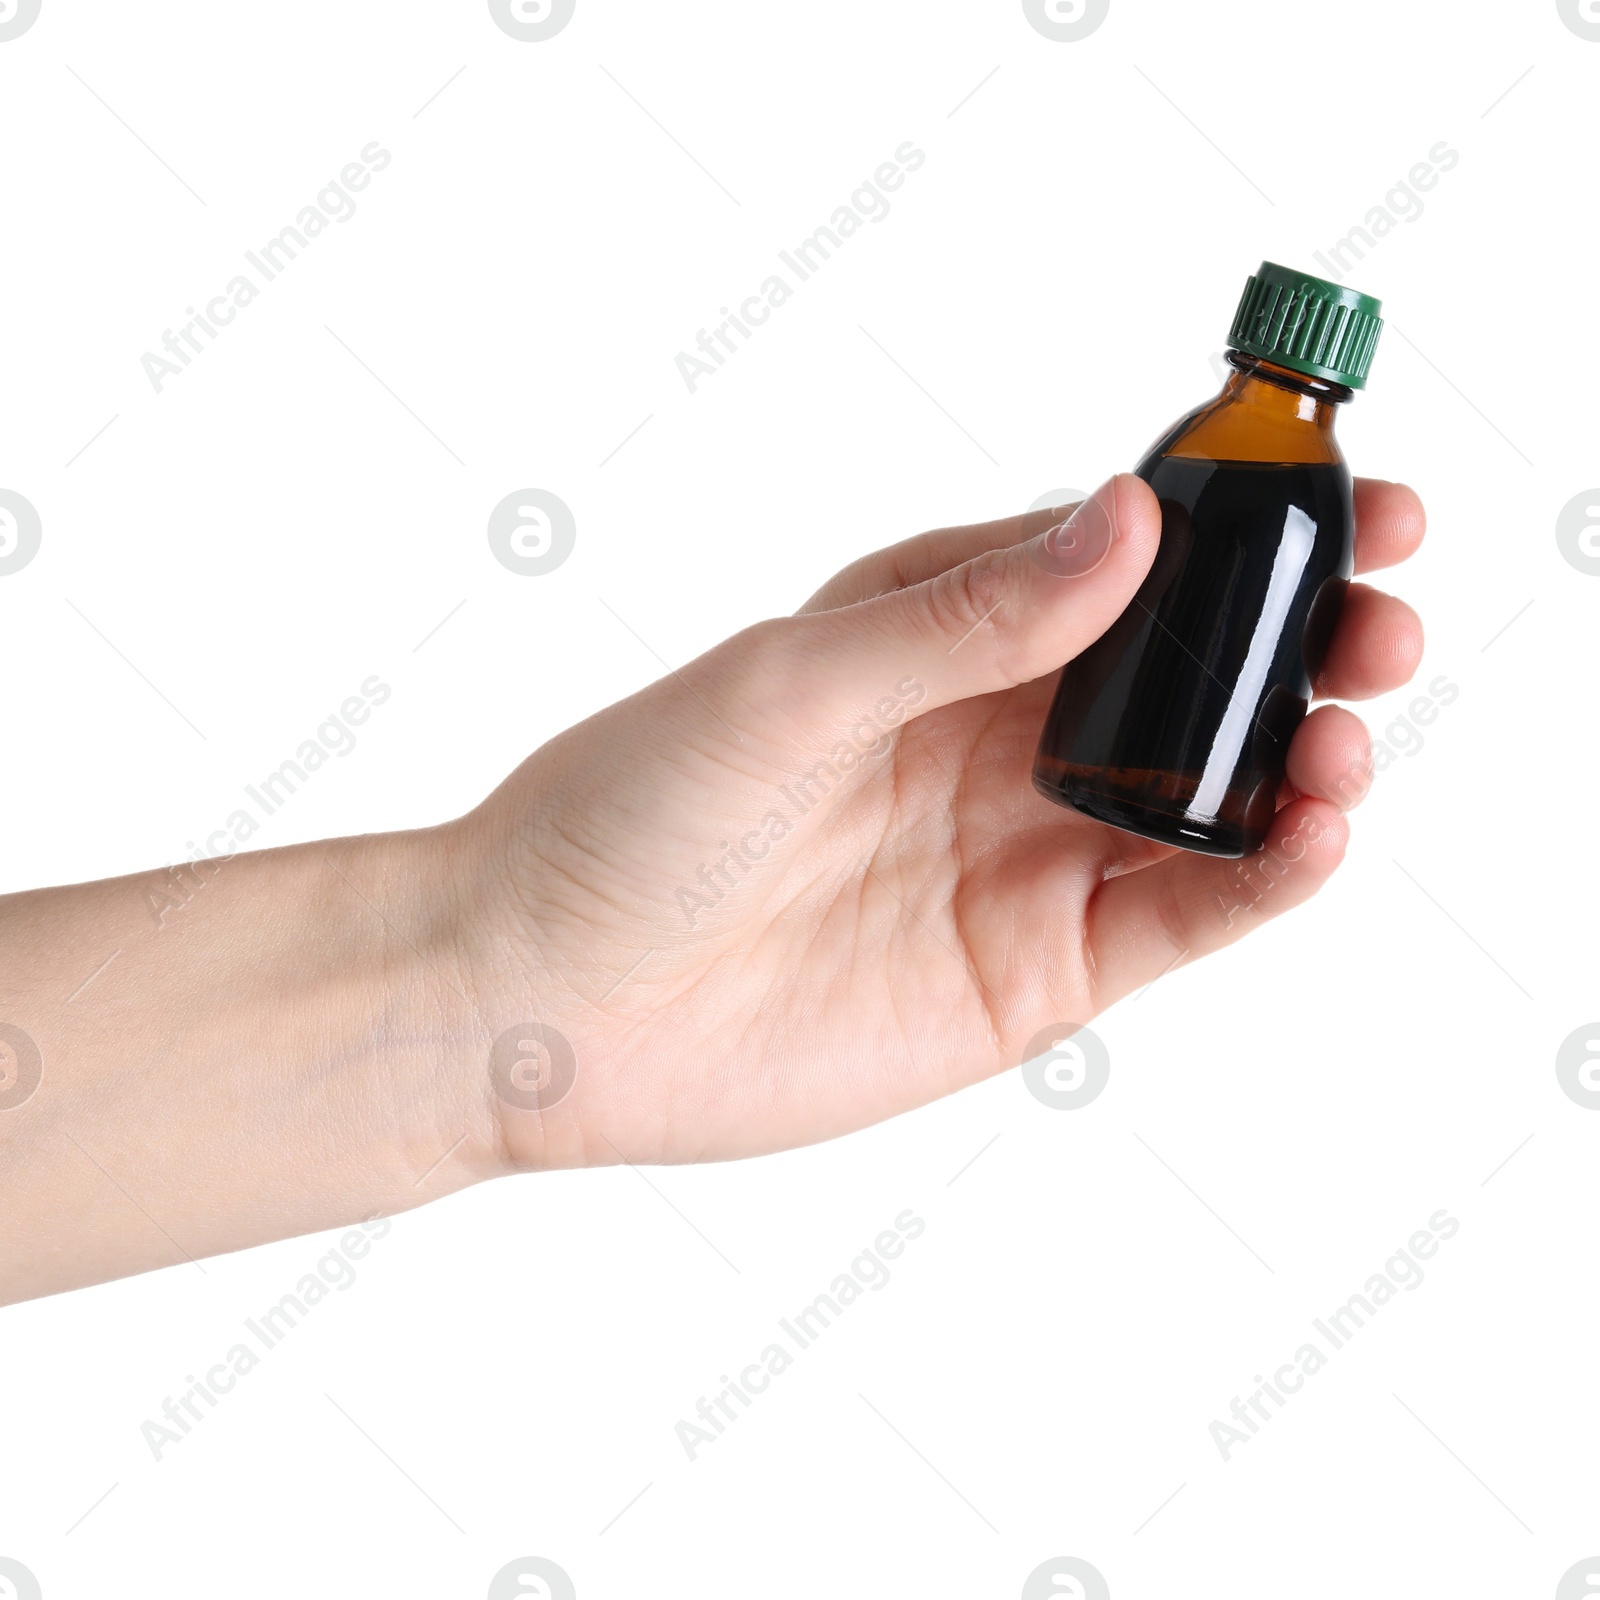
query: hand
[
  {"left": 0, "top": 474, "right": 1424, "bottom": 1301},
  {"left": 459, "top": 473, "right": 1426, "bottom": 1171}
]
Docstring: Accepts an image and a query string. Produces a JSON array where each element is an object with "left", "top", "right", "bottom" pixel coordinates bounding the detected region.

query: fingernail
[{"left": 1030, "top": 477, "right": 1118, "bottom": 578}]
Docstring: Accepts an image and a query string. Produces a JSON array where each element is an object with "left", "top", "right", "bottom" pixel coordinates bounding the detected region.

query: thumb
[{"left": 797, "top": 474, "right": 1161, "bottom": 720}]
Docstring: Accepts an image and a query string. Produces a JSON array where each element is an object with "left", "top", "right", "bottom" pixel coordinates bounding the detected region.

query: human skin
[{"left": 0, "top": 475, "right": 1425, "bottom": 1304}]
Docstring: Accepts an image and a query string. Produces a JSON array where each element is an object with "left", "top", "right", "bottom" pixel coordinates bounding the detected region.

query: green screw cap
[{"left": 1227, "top": 261, "right": 1383, "bottom": 390}]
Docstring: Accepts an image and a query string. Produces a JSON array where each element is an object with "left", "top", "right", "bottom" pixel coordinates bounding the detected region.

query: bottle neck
[
  {"left": 1223, "top": 351, "right": 1350, "bottom": 433},
  {"left": 1149, "top": 349, "right": 1351, "bottom": 466}
]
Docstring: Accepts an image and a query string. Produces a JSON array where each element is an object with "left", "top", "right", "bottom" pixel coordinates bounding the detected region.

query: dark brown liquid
[{"left": 1033, "top": 456, "right": 1352, "bottom": 857}]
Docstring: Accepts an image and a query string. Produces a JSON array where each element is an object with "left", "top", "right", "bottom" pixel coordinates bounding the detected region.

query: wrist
[{"left": 441, "top": 795, "right": 613, "bottom": 1179}]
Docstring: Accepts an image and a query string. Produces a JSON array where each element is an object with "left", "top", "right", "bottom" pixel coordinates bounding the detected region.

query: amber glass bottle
[{"left": 1032, "top": 263, "right": 1384, "bottom": 858}]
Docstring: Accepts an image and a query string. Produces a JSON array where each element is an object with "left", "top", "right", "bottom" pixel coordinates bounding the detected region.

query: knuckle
[
  {"left": 718, "top": 617, "right": 807, "bottom": 710},
  {"left": 806, "top": 555, "right": 873, "bottom": 612},
  {"left": 926, "top": 549, "right": 1012, "bottom": 648},
  {"left": 1153, "top": 870, "right": 1195, "bottom": 953}
]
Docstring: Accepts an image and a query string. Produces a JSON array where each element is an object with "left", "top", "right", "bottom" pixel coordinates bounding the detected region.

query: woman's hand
[
  {"left": 459, "top": 474, "right": 1426, "bottom": 1173},
  {"left": 0, "top": 475, "right": 1423, "bottom": 1301}
]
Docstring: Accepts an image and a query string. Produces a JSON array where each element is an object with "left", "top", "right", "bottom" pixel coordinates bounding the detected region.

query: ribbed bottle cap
[{"left": 1227, "top": 262, "right": 1383, "bottom": 390}]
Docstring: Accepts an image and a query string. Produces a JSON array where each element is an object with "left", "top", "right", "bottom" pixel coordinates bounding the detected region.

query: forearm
[{"left": 0, "top": 826, "right": 502, "bottom": 1304}]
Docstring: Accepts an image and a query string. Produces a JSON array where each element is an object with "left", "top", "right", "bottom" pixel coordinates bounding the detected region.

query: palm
[{"left": 507, "top": 677, "right": 1147, "bottom": 1163}]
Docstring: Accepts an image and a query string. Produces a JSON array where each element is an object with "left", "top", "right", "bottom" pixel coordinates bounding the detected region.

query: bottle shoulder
[{"left": 1141, "top": 386, "right": 1346, "bottom": 469}]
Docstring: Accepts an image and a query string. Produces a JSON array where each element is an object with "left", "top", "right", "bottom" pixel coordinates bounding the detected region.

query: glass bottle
[{"left": 1032, "top": 262, "right": 1384, "bottom": 858}]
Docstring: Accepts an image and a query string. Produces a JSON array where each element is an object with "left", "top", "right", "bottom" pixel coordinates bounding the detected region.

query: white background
[{"left": 2, "top": 1, "right": 1597, "bottom": 1596}]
